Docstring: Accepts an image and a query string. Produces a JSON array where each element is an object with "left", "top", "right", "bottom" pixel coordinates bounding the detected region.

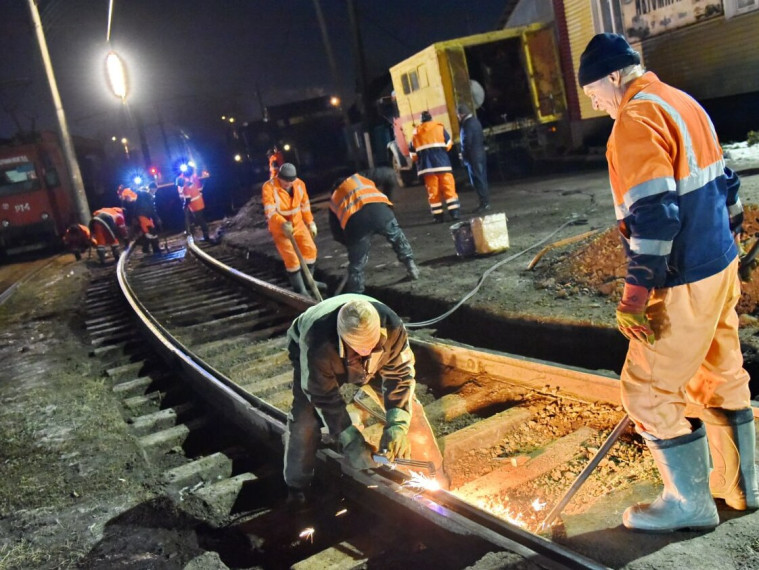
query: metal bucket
[{"left": 450, "top": 221, "right": 476, "bottom": 257}]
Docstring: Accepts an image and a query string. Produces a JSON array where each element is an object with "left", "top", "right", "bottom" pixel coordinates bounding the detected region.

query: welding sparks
[
  {"left": 531, "top": 498, "right": 547, "bottom": 511},
  {"left": 299, "top": 527, "right": 315, "bottom": 543},
  {"left": 402, "top": 470, "right": 442, "bottom": 492},
  {"left": 335, "top": 508, "right": 348, "bottom": 517}
]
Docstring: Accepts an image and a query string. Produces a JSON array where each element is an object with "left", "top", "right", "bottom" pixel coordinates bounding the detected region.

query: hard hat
[
  {"left": 278, "top": 163, "right": 297, "bottom": 182},
  {"left": 420, "top": 110, "right": 432, "bottom": 122},
  {"left": 337, "top": 300, "right": 381, "bottom": 356}
]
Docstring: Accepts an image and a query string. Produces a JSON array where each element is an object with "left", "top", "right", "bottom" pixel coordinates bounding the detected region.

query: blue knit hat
[{"left": 578, "top": 33, "right": 641, "bottom": 87}]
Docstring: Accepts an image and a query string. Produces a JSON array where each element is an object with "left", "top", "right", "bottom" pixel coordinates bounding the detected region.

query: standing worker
[
  {"left": 328, "top": 169, "right": 419, "bottom": 293},
  {"left": 578, "top": 33, "right": 757, "bottom": 532},
  {"left": 176, "top": 165, "right": 210, "bottom": 241},
  {"left": 267, "top": 146, "right": 285, "bottom": 179},
  {"left": 133, "top": 186, "right": 162, "bottom": 255},
  {"left": 284, "top": 295, "right": 440, "bottom": 507},
  {"left": 88, "top": 206, "right": 128, "bottom": 264},
  {"left": 456, "top": 104, "right": 490, "bottom": 214},
  {"left": 409, "top": 110, "right": 461, "bottom": 223},
  {"left": 261, "top": 162, "right": 319, "bottom": 296}
]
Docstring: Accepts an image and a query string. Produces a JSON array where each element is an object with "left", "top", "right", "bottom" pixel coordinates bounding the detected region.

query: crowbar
[
  {"left": 539, "top": 414, "right": 631, "bottom": 532},
  {"left": 286, "top": 233, "right": 323, "bottom": 301}
]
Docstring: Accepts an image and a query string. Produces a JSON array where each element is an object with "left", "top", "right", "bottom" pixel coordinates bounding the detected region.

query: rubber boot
[
  {"left": 704, "top": 407, "right": 759, "bottom": 510},
  {"left": 405, "top": 259, "right": 420, "bottom": 280},
  {"left": 449, "top": 208, "right": 461, "bottom": 221},
  {"left": 96, "top": 246, "right": 107, "bottom": 265},
  {"left": 111, "top": 245, "right": 121, "bottom": 260},
  {"left": 623, "top": 421, "right": 719, "bottom": 532},
  {"left": 306, "top": 264, "right": 328, "bottom": 293},
  {"left": 287, "top": 270, "right": 310, "bottom": 296},
  {"left": 433, "top": 213, "right": 445, "bottom": 224},
  {"left": 150, "top": 238, "right": 162, "bottom": 255}
]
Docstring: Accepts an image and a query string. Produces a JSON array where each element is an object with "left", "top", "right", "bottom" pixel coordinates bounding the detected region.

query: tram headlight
[{"left": 40, "top": 212, "right": 50, "bottom": 221}]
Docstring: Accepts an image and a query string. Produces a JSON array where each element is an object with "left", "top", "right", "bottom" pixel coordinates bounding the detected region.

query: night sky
[{"left": 1, "top": 1, "right": 506, "bottom": 142}]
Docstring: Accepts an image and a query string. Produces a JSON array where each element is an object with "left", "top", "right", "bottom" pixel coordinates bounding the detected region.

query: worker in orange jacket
[
  {"left": 89, "top": 207, "right": 128, "bottom": 264},
  {"left": 409, "top": 110, "right": 461, "bottom": 223},
  {"left": 267, "top": 146, "right": 285, "bottom": 179},
  {"left": 62, "top": 223, "right": 91, "bottom": 260},
  {"left": 329, "top": 168, "right": 419, "bottom": 293},
  {"left": 262, "top": 163, "right": 319, "bottom": 296},
  {"left": 176, "top": 165, "right": 209, "bottom": 241}
]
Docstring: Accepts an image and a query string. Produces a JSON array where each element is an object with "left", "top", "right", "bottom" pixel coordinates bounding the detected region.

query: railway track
[{"left": 86, "top": 235, "right": 758, "bottom": 569}]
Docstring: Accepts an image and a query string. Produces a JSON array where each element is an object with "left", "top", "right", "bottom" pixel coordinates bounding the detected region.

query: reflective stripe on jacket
[
  {"left": 329, "top": 174, "right": 392, "bottom": 230},
  {"left": 286, "top": 294, "right": 415, "bottom": 435},
  {"left": 262, "top": 177, "right": 313, "bottom": 230},
  {"left": 607, "top": 72, "right": 738, "bottom": 290},
  {"left": 409, "top": 121, "right": 453, "bottom": 175}
]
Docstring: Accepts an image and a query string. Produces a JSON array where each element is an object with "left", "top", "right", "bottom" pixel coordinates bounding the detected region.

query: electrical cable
[{"left": 404, "top": 215, "right": 589, "bottom": 329}]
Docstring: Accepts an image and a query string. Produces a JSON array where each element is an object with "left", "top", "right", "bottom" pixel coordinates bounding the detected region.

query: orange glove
[{"left": 616, "top": 283, "right": 654, "bottom": 345}]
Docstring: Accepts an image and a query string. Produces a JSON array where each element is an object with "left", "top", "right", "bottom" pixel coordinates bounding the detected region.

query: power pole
[{"left": 27, "top": 0, "right": 91, "bottom": 224}]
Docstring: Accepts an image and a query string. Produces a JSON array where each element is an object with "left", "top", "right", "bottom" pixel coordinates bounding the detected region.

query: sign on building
[{"left": 621, "top": 0, "right": 724, "bottom": 41}]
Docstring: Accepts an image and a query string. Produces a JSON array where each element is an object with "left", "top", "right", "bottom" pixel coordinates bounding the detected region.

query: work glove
[
  {"left": 379, "top": 407, "right": 411, "bottom": 461},
  {"left": 308, "top": 222, "right": 318, "bottom": 238},
  {"left": 338, "top": 425, "right": 378, "bottom": 470},
  {"left": 616, "top": 282, "right": 654, "bottom": 345},
  {"left": 281, "top": 221, "right": 294, "bottom": 237}
]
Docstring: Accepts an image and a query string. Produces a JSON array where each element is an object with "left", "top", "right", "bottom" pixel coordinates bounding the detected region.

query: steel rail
[{"left": 119, "top": 239, "right": 611, "bottom": 570}]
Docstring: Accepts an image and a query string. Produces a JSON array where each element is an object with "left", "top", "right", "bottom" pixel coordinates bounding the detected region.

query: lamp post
[{"left": 27, "top": 0, "right": 91, "bottom": 224}]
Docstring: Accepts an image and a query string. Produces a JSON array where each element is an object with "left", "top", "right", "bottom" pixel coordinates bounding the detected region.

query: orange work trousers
[
  {"left": 620, "top": 257, "right": 750, "bottom": 440},
  {"left": 269, "top": 219, "right": 317, "bottom": 273},
  {"left": 423, "top": 172, "right": 460, "bottom": 217}
]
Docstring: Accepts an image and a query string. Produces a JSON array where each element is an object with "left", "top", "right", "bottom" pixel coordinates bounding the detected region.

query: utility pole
[{"left": 27, "top": 0, "right": 91, "bottom": 224}]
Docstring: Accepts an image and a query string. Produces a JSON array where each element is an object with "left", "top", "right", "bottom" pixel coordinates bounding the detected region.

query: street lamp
[{"left": 105, "top": 50, "right": 129, "bottom": 102}]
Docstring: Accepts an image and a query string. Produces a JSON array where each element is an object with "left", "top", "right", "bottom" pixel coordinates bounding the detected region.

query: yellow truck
[{"left": 383, "top": 22, "right": 567, "bottom": 186}]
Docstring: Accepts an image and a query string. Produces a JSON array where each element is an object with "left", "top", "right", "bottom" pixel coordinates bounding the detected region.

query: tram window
[
  {"left": 0, "top": 162, "right": 40, "bottom": 196},
  {"left": 44, "top": 168, "right": 60, "bottom": 188}
]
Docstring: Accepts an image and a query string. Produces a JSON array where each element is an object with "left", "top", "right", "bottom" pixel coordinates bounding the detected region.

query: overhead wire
[{"left": 404, "top": 214, "right": 590, "bottom": 329}]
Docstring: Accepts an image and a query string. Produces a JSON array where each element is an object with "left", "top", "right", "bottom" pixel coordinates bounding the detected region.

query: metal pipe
[{"left": 539, "top": 414, "right": 631, "bottom": 532}]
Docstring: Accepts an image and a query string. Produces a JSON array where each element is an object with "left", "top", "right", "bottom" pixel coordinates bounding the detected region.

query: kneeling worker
[
  {"left": 283, "top": 294, "right": 443, "bottom": 506},
  {"left": 329, "top": 169, "right": 419, "bottom": 293}
]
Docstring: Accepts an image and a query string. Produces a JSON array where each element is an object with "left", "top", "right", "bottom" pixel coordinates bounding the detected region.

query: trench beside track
[{"left": 107, "top": 236, "right": 758, "bottom": 570}]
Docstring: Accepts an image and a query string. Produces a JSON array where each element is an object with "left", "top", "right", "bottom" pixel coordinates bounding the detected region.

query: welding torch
[{"left": 372, "top": 453, "right": 437, "bottom": 476}]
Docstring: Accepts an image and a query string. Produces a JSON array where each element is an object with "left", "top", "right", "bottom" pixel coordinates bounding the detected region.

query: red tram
[{"left": 0, "top": 132, "right": 88, "bottom": 256}]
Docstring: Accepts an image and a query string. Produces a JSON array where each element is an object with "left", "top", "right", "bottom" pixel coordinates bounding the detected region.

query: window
[
  {"left": 591, "top": 0, "right": 623, "bottom": 34},
  {"left": 0, "top": 161, "right": 40, "bottom": 196},
  {"left": 725, "top": 0, "right": 759, "bottom": 18}
]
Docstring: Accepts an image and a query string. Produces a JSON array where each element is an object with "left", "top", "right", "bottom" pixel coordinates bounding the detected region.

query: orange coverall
[
  {"left": 262, "top": 176, "right": 316, "bottom": 272},
  {"left": 409, "top": 120, "right": 459, "bottom": 218}
]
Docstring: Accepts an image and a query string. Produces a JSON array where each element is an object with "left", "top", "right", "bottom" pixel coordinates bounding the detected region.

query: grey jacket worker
[{"left": 283, "top": 294, "right": 415, "bottom": 490}]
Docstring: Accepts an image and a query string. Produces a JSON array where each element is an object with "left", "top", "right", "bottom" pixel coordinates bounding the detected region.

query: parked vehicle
[
  {"left": 383, "top": 22, "right": 567, "bottom": 186},
  {"left": 0, "top": 131, "right": 105, "bottom": 257}
]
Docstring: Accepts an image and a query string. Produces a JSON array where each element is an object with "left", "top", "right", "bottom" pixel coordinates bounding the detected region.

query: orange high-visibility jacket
[
  {"left": 176, "top": 173, "right": 205, "bottom": 212},
  {"left": 329, "top": 173, "right": 393, "bottom": 230},
  {"left": 409, "top": 121, "right": 453, "bottom": 175},
  {"left": 262, "top": 177, "right": 314, "bottom": 231},
  {"left": 607, "top": 72, "right": 738, "bottom": 290},
  {"left": 90, "top": 207, "right": 127, "bottom": 245}
]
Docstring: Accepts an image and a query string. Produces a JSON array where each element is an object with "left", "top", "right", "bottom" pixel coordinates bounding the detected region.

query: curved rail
[{"left": 114, "top": 237, "right": 757, "bottom": 570}]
